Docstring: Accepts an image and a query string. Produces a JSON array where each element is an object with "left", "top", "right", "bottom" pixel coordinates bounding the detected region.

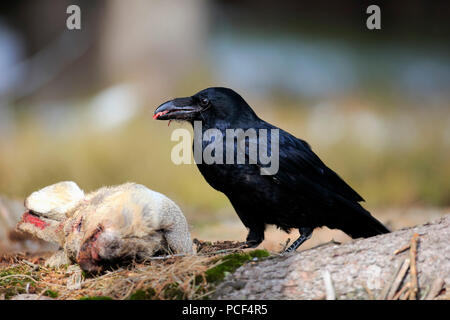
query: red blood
[
  {"left": 57, "top": 222, "right": 65, "bottom": 231},
  {"left": 153, "top": 110, "right": 169, "bottom": 119},
  {"left": 76, "top": 226, "right": 106, "bottom": 273},
  {"left": 91, "top": 245, "right": 100, "bottom": 261},
  {"left": 22, "top": 211, "right": 48, "bottom": 230}
]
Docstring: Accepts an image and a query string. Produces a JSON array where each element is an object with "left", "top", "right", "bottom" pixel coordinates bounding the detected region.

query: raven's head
[{"left": 153, "top": 87, "right": 258, "bottom": 125}]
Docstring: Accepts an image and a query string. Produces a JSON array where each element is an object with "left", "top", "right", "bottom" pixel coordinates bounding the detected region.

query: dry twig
[
  {"left": 400, "top": 290, "right": 410, "bottom": 300},
  {"left": 387, "top": 258, "right": 410, "bottom": 300},
  {"left": 393, "top": 244, "right": 410, "bottom": 255},
  {"left": 362, "top": 283, "right": 374, "bottom": 300},
  {"left": 378, "top": 259, "right": 405, "bottom": 300},
  {"left": 426, "top": 278, "right": 444, "bottom": 300},
  {"left": 409, "top": 233, "right": 420, "bottom": 300},
  {"left": 280, "top": 238, "right": 291, "bottom": 252},
  {"left": 322, "top": 270, "right": 335, "bottom": 300},
  {"left": 392, "top": 282, "right": 410, "bottom": 300}
]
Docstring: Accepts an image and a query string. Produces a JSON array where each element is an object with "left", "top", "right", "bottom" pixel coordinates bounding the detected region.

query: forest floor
[{"left": 0, "top": 240, "right": 269, "bottom": 300}]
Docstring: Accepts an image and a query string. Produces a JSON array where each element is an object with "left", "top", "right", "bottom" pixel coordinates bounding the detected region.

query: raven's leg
[
  {"left": 229, "top": 200, "right": 265, "bottom": 248},
  {"left": 284, "top": 227, "right": 313, "bottom": 253},
  {"left": 245, "top": 227, "right": 265, "bottom": 248}
]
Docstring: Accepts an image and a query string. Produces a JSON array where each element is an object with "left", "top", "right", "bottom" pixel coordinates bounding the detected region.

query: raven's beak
[{"left": 153, "top": 97, "right": 199, "bottom": 121}]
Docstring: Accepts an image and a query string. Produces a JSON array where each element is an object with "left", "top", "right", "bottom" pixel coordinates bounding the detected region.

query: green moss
[
  {"left": 129, "top": 284, "right": 184, "bottom": 300},
  {"left": 0, "top": 266, "right": 31, "bottom": 283},
  {"left": 248, "top": 249, "right": 270, "bottom": 259},
  {"left": 43, "top": 290, "right": 58, "bottom": 298},
  {"left": 0, "top": 266, "right": 38, "bottom": 299},
  {"left": 162, "top": 283, "right": 185, "bottom": 300},
  {"left": 129, "top": 288, "right": 156, "bottom": 300},
  {"left": 205, "top": 250, "right": 269, "bottom": 283},
  {"left": 79, "top": 296, "right": 113, "bottom": 300}
]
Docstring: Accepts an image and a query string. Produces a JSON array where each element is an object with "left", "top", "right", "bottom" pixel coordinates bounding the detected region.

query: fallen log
[{"left": 214, "top": 214, "right": 450, "bottom": 300}]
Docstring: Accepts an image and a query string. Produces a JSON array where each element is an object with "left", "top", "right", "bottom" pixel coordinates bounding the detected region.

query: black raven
[{"left": 154, "top": 87, "right": 389, "bottom": 252}]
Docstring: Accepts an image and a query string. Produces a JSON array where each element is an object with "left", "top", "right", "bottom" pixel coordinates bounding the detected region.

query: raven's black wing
[
  {"left": 241, "top": 122, "right": 391, "bottom": 237},
  {"left": 243, "top": 122, "right": 364, "bottom": 202},
  {"left": 277, "top": 129, "right": 364, "bottom": 202}
]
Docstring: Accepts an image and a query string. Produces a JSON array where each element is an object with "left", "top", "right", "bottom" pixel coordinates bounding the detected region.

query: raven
[{"left": 154, "top": 87, "right": 389, "bottom": 252}]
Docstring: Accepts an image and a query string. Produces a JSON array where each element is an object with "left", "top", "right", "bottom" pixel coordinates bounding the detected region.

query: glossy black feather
[{"left": 156, "top": 87, "right": 390, "bottom": 247}]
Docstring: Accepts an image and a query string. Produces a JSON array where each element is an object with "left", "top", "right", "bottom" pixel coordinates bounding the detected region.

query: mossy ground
[
  {"left": 0, "top": 265, "right": 39, "bottom": 299},
  {"left": 126, "top": 249, "right": 270, "bottom": 300},
  {"left": 0, "top": 242, "right": 269, "bottom": 300},
  {"left": 43, "top": 289, "right": 58, "bottom": 298},
  {"left": 205, "top": 250, "right": 270, "bottom": 283},
  {"left": 129, "top": 288, "right": 156, "bottom": 300}
]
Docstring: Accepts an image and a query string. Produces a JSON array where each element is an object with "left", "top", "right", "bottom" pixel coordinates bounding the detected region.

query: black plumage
[{"left": 154, "top": 87, "right": 389, "bottom": 252}]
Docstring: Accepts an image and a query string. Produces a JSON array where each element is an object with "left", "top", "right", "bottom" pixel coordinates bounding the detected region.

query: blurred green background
[{"left": 0, "top": 0, "right": 449, "bottom": 249}]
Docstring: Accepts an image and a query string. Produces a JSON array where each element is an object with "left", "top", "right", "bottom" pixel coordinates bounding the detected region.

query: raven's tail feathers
[
  {"left": 343, "top": 213, "right": 390, "bottom": 238},
  {"left": 332, "top": 199, "right": 390, "bottom": 239}
]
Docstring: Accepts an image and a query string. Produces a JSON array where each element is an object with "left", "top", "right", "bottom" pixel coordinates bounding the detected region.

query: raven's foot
[
  {"left": 245, "top": 229, "right": 264, "bottom": 248},
  {"left": 282, "top": 227, "right": 313, "bottom": 254},
  {"left": 244, "top": 239, "right": 262, "bottom": 248}
]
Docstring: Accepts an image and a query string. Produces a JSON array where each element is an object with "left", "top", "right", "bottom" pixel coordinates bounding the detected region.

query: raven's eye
[{"left": 200, "top": 97, "right": 209, "bottom": 107}]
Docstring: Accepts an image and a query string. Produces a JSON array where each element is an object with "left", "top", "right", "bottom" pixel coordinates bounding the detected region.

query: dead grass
[{"left": 0, "top": 240, "right": 256, "bottom": 300}]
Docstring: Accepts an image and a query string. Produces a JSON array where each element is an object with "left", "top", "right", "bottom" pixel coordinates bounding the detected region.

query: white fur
[
  {"left": 18, "top": 181, "right": 193, "bottom": 270},
  {"left": 25, "top": 181, "right": 84, "bottom": 220}
]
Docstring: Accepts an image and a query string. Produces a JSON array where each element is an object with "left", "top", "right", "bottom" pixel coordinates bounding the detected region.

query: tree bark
[{"left": 214, "top": 215, "right": 450, "bottom": 300}]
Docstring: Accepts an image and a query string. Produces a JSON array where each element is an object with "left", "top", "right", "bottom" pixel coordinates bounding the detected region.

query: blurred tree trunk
[{"left": 214, "top": 215, "right": 450, "bottom": 300}]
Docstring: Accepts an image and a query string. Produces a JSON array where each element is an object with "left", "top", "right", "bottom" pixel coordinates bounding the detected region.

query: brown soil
[
  {"left": 0, "top": 251, "right": 53, "bottom": 267},
  {"left": 193, "top": 239, "right": 247, "bottom": 255}
]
